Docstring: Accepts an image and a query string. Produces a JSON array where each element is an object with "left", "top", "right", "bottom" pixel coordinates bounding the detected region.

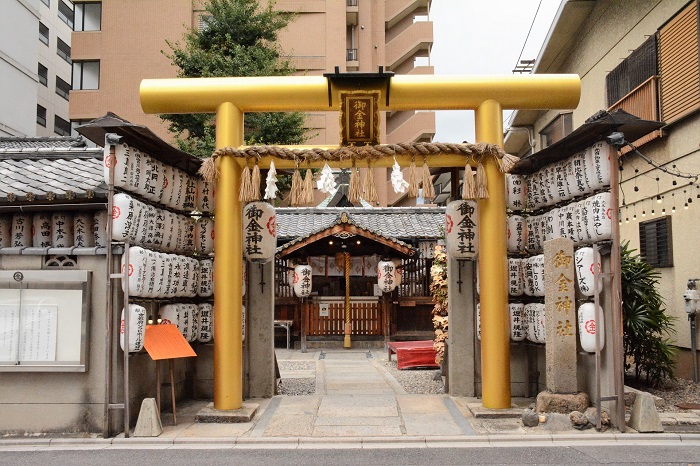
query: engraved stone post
[{"left": 544, "top": 237, "right": 577, "bottom": 393}]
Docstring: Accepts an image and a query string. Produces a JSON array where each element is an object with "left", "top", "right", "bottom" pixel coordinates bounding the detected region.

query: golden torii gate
[{"left": 140, "top": 74, "right": 580, "bottom": 411}]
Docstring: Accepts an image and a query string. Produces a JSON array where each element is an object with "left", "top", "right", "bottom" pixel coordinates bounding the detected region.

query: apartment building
[
  {"left": 504, "top": 0, "right": 700, "bottom": 377},
  {"left": 69, "top": 0, "right": 435, "bottom": 206},
  {"left": 1, "top": 0, "right": 73, "bottom": 137}
]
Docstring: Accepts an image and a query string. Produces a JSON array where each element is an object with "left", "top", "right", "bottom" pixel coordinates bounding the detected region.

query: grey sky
[{"left": 429, "top": 0, "right": 562, "bottom": 143}]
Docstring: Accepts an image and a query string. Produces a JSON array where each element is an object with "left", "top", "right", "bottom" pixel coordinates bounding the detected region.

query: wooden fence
[{"left": 304, "top": 300, "right": 382, "bottom": 336}]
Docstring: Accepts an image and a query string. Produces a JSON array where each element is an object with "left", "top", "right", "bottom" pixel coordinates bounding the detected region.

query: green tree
[
  {"left": 161, "top": 0, "right": 307, "bottom": 157},
  {"left": 621, "top": 241, "right": 677, "bottom": 386}
]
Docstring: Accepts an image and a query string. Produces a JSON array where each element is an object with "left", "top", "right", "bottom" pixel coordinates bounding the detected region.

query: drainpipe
[{"left": 504, "top": 126, "right": 535, "bottom": 155}]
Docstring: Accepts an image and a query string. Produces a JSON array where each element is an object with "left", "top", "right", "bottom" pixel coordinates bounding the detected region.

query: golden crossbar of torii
[{"left": 140, "top": 73, "right": 580, "bottom": 411}]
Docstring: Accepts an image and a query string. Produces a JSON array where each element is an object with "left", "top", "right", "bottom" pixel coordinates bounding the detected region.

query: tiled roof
[
  {"left": 276, "top": 207, "right": 445, "bottom": 241},
  {"left": 0, "top": 137, "right": 88, "bottom": 150},
  {"left": 0, "top": 146, "right": 106, "bottom": 204}
]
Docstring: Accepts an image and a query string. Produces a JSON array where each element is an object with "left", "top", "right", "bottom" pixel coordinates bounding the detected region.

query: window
[
  {"left": 606, "top": 34, "right": 657, "bottom": 107},
  {"left": 57, "top": 38, "right": 71, "bottom": 64},
  {"left": 639, "top": 216, "right": 673, "bottom": 268},
  {"left": 72, "top": 61, "right": 99, "bottom": 90},
  {"left": 37, "top": 105, "right": 47, "bottom": 127},
  {"left": 74, "top": 2, "right": 101, "bottom": 31},
  {"left": 540, "top": 112, "right": 572, "bottom": 148},
  {"left": 38, "top": 63, "right": 48, "bottom": 86},
  {"left": 55, "top": 76, "right": 71, "bottom": 100},
  {"left": 54, "top": 116, "right": 71, "bottom": 136},
  {"left": 659, "top": 1, "right": 700, "bottom": 124},
  {"left": 39, "top": 22, "right": 49, "bottom": 45},
  {"left": 198, "top": 14, "right": 212, "bottom": 31},
  {"left": 58, "top": 1, "right": 74, "bottom": 29}
]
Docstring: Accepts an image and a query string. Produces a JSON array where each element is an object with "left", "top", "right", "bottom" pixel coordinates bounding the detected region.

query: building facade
[
  {"left": 0, "top": 0, "right": 73, "bottom": 138},
  {"left": 69, "top": 0, "right": 435, "bottom": 206},
  {"left": 505, "top": 0, "right": 700, "bottom": 377}
]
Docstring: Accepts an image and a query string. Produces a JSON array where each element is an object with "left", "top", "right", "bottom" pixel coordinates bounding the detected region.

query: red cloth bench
[{"left": 387, "top": 340, "right": 439, "bottom": 370}]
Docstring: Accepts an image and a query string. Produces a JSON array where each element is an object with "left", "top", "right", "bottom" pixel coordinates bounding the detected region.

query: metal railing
[{"left": 346, "top": 48, "right": 358, "bottom": 62}]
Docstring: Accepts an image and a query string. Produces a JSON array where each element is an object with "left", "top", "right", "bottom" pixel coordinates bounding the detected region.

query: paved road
[{"left": 1, "top": 443, "right": 699, "bottom": 465}]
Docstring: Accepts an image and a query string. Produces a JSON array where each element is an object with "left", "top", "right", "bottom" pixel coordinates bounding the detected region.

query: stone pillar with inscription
[{"left": 544, "top": 237, "right": 577, "bottom": 393}]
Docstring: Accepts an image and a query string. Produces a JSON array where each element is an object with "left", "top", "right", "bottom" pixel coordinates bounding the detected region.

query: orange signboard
[{"left": 144, "top": 324, "right": 197, "bottom": 360}]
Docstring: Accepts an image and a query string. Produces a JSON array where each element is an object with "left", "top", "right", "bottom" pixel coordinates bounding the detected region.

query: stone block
[
  {"left": 133, "top": 398, "right": 162, "bottom": 437},
  {"left": 628, "top": 392, "right": 663, "bottom": 433},
  {"left": 195, "top": 402, "right": 258, "bottom": 423},
  {"left": 536, "top": 390, "right": 589, "bottom": 414}
]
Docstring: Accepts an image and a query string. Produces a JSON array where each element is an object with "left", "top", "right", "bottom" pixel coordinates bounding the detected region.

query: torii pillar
[{"left": 141, "top": 74, "right": 580, "bottom": 410}]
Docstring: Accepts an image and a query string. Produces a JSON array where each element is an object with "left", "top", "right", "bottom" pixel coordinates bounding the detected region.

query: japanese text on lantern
[
  {"left": 456, "top": 202, "right": 477, "bottom": 254},
  {"left": 300, "top": 266, "right": 311, "bottom": 296},
  {"left": 341, "top": 92, "right": 379, "bottom": 146},
  {"left": 244, "top": 204, "right": 264, "bottom": 256},
  {"left": 553, "top": 249, "right": 574, "bottom": 337}
]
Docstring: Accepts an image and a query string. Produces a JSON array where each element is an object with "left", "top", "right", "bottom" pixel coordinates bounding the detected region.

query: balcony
[
  {"left": 386, "top": 21, "right": 433, "bottom": 71},
  {"left": 386, "top": 0, "right": 431, "bottom": 29},
  {"left": 346, "top": 0, "right": 358, "bottom": 25},
  {"left": 386, "top": 110, "right": 435, "bottom": 145},
  {"left": 346, "top": 48, "right": 358, "bottom": 71},
  {"left": 608, "top": 76, "right": 663, "bottom": 153}
]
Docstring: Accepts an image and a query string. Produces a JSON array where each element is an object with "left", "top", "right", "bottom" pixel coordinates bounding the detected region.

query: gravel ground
[{"left": 638, "top": 377, "right": 700, "bottom": 413}]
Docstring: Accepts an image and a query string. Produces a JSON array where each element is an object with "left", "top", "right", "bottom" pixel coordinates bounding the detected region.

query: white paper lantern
[
  {"left": 574, "top": 247, "right": 603, "bottom": 297},
  {"left": 243, "top": 202, "right": 277, "bottom": 263},
  {"left": 140, "top": 154, "right": 155, "bottom": 199},
  {"left": 531, "top": 254, "right": 545, "bottom": 297},
  {"left": 554, "top": 160, "right": 571, "bottom": 202},
  {"left": 172, "top": 214, "right": 185, "bottom": 253},
  {"left": 544, "top": 208, "right": 559, "bottom": 242},
  {"left": 565, "top": 203, "right": 577, "bottom": 241},
  {"left": 159, "top": 304, "right": 179, "bottom": 327},
  {"left": 523, "top": 258, "right": 535, "bottom": 297},
  {"left": 578, "top": 302, "right": 605, "bottom": 352},
  {"left": 563, "top": 157, "right": 577, "bottom": 201},
  {"left": 556, "top": 207, "right": 568, "bottom": 239},
  {"left": 185, "top": 303, "right": 198, "bottom": 342},
  {"left": 506, "top": 174, "right": 527, "bottom": 211},
  {"left": 153, "top": 159, "right": 167, "bottom": 202},
  {"left": 526, "top": 175, "right": 539, "bottom": 210},
  {"left": 103, "top": 143, "right": 131, "bottom": 189},
  {"left": 176, "top": 304, "right": 191, "bottom": 339},
  {"left": 142, "top": 249, "right": 158, "bottom": 298},
  {"left": 197, "top": 178, "right": 216, "bottom": 213},
  {"left": 543, "top": 164, "right": 557, "bottom": 205},
  {"left": 526, "top": 215, "right": 541, "bottom": 253},
  {"left": 163, "top": 254, "right": 177, "bottom": 298},
  {"left": 570, "top": 151, "right": 589, "bottom": 195},
  {"left": 152, "top": 252, "right": 167, "bottom": 298},
  {"left": 93, "top": 210, "right": 108, "bottom": 248},
  {"left": 582, "top": 197, "right": 595, "bottom": 243},
  {"left": 175, "top": 256, "right": 191, "bottom": 298},
  {"left": 538, "top": 169, "right": 548, "bottom": 207},
  {"left": 183, "top": 175, "right": 197, "bottom": 211},
  {"left": 32, "top": 213, "right": 52, "bottom": 248},
  {"left": 524, "top": 303, "right": 537, "bottom": 342},
  {"left": 445, "top": 200, "right": 478, "bottom": 259},
  {"left": 197, "top": 303, "right": 214, "bottom": 343},
  {"left": 525, "top": 303, "right": 546, "bottom": 344},
  {"left": 509, "top": 303, "right": 526, "bottom": 342},
  {"left": 127, "top": 147, "right": 143, "bottom": 194},
  {"left": 143, "top": 156, "right": 164, "bottom": 201},
  {"left": 196, "top": 217, "right": 215, "bottom": 255},
  {"left": 172, "top": 169, "right": 188, "bottom": 210},
  {"left": 73, "top": 212, "right": 95, "bottom": 247},
  {"left": 0, "top": 215, "right": 12, "bottom": 248},
  {"left": 198, "top": 259, "right": 214, "bottom": 297},
  {"left": 120, "top": 304, "right": 146, "bottom": 353},
  {"left": 111, "top": 193, "right": 135, "bottom": 241},
  {"left": 535, "top": 303, "right": 546, "bottom": 344},
  {"left": 161, "top": 165, "right": 175, "bottom": 207},
  {"left": 590, "top": 192, "right": 612, "bottom": 241},
  {"left": 586, "top": 141, "right": 612, "bottom": 191},
  {"left": 121, "top": 246, "right": 149, "bottom": 297},
  {"left": 377, "top": 260, "right": 398, "bottom": 293},
  {"left": 507, "top": 215, "right": 527, "bottom": 254},
  {"left": 508, "top": 258, "right": 523, "bottom": 296},
  {"left": 51, "top": 212, "right": 74, "bottom": 248},
  {"left": 574, "top": 200, "right": 587, "bottom": 245},
  {"left": 161, "top": 211, "right": 177, "bottom": 252},
  {"left": 293, "top": 264, "right": 312, "bottom": 297}
]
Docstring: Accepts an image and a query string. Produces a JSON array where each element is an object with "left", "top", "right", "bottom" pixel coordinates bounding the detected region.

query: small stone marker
[
  {"left": 133, "top": 398, "right": 162, "bottom": 437},
  {"left": 544, "top": 237, "right": 577, "bottom": 393},
  {"left": 628, "top": 392, "right": 663, "bottom": 433}
]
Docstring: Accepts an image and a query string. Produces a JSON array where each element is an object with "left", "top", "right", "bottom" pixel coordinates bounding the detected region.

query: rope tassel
[
  {"left": 421, "top": 158, "right": 435, "bottom": 201},
  {"left": 462, "top": 162, "right": 476, "bottom": 200},
  {"left": 476, "top": 161, "right": 489, "bottom": 199},
  {"left": 250, "top": 159, "right": 261, "bottom": 201},
  {"left": 239, "top": 160, "right": 252, "bottom": 202},
  {"left": 348, "top": 160, "right": 362, "bottom": 204},
  {"left": 408, "top": 158, "right": 419, "bottom": 198},
  {"left": 363, "top": 164, "right": 378, "bottom": 204},
  {"left": 302, "top": 167, "right": 314, "bottom": 204},
  {"left": 198, "top": 156, "right": 218, "bottom": 184},
  {"left": 290, "top": 166, "right": 303, "bottom": 206}
]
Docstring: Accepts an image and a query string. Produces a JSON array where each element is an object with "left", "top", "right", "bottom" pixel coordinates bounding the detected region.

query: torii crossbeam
[{"left": 140, "top": 73, "right": 580, "bottom": 411}]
